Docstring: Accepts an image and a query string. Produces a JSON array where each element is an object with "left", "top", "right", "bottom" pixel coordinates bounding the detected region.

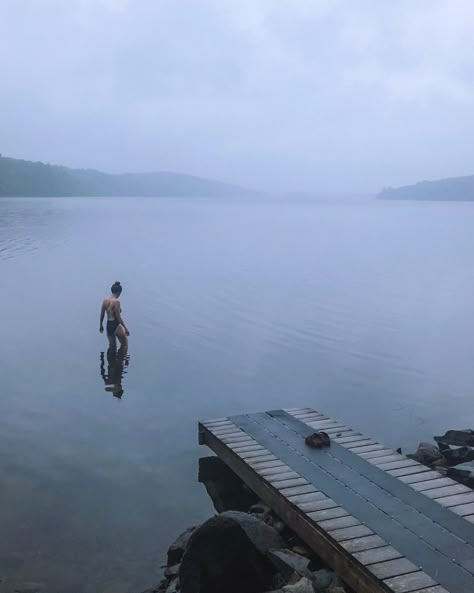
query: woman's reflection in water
[{"left": 100, "top": 346, "right": 130, "bottom": 399}]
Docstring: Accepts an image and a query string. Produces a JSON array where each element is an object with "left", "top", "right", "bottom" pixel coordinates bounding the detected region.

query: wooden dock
[{"left": 198, "top": 408, "right": 474, "bottom": 593}]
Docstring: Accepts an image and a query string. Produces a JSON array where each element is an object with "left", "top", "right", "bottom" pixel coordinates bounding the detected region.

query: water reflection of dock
[
  {"left": 199, "top": 407, "right": 474, "bottom": 593},
  {"left": 100, "top": 347, "right": 130, "bottom": 399}
]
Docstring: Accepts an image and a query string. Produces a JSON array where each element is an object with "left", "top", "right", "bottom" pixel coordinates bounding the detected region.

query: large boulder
[
  {"left": 179, "top": 511, "right": 284, "bottom": 593},
  {"left": 448, "top": 461, "right": 474, "bottom": 488},
  {"left": 406, "top": 442, "right": 443, "bottom": 466},
  {"left": 434, "top": 430, "right": 474, "bottom": 447}
]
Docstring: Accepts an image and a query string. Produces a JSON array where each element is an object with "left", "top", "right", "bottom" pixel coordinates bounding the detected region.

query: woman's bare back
[{"left": 103, "top": 297, "right": 120, "bottom": 321}]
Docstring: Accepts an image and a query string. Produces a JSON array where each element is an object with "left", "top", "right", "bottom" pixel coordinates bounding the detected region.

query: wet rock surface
[
  {"left": 442, "top": 445, "right": 474, "bottom": 466},
  {"left": 434, "top": 429, "right": 474, "bottom": 447},
  {"left": 407, "top": 427, "right": 474, "bottom": 479},
  {"left": 406, "top": 442, "right": 443, "bottom": 465}
]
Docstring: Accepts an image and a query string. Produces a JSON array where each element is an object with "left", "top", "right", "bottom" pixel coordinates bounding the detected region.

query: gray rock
[
  {"left": 311, "top": 568, "right": 343, "bottom": 592},
  {"left": 406, "top": 442, "right": 443, "bottom": 466},
  {"left": 179, "top": 511, "right": 284, "bottom": 593},
  {"left": 431, "top": 459, "right": 449, "bottom": 475},
  {"left": 291, "top": 545, "right": 311, "bottom": 558},
  {"left": 448, "top": 461, "right": 474, "bottom": 487},
  {"left": 268, "top": 549, "right": 311, "bottom": 581},
  {"left": 441, "top": 445, "right": 474, "bottom": 466},
  {"left": 226, "top": 511, "right": 285, "bottom": 555},
  {"left": 167, "top": 525, "right": 198, "bottom": 566},
  {"left": 434, "top": 429, "right": 474, "bottom": 447}
]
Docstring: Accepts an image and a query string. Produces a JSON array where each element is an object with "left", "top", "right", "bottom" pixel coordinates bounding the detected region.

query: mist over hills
[
  {"left": 378, "top": 175, "right": 474, "bottom": 201},
  {"left": 4, "top": 154, "right": 474, "bottom": 202},
  {"left": 0, "top": 155, "right": 250, "bottom": 198}
]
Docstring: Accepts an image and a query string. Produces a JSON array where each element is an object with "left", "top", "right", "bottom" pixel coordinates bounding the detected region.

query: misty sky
[{"left": 1, "top": 0, "right": 474, "bottom": 192}]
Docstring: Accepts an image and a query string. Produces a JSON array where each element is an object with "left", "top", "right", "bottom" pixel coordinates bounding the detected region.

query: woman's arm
[
  {"left": 99, "top": 301, "right": 106, "bottom": 333},
  {"left": 114, "top": 301, "right": 130, "bottom": 336}
]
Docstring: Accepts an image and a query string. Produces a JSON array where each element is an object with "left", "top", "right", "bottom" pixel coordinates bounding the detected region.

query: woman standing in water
[{"left": 99, "top": 281, "right": 130, "bottom": 349}]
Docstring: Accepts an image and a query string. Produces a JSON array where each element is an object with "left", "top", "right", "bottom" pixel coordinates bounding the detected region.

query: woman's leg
[
  {"left": 115, "top": 324, "right": 128, "bottom": 349},
  {"left": 107, "top": 334, "right": 117, "bottom": 349}
]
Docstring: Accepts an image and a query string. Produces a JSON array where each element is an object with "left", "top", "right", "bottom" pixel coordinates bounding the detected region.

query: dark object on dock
[
  {"left": 305, "top": 431, "right": 330, "bottom": 449},
  {"left": 199, "top": 407, "right": 474, "bottom": 593}
]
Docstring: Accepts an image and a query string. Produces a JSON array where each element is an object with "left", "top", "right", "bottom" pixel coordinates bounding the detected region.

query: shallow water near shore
[{"left": 1, "top": 196, "right": 474, "bottom": 593}]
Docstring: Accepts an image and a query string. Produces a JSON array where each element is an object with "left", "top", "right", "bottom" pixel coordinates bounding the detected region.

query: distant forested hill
[
  {"left": 0, "top": 155, "right": 249, "bottom": 197},
  {"left": 378, "top": 175, "right": 474, "bottom": 201}
]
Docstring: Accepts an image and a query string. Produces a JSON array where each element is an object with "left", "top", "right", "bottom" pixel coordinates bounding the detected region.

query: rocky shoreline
[{"left": 143, "top": 429, "right": 474, "bottom": 593}]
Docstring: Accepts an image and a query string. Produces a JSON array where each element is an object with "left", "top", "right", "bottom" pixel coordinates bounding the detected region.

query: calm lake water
[{"left": 1, "top": 196, "right": 474, "bottom": 593}]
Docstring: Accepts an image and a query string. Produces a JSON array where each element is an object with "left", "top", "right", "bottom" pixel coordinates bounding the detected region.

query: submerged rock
[
  {"left": 199, "top": 456, "right": 259, "bottom": 512},
  {"left": 434, "top": 429, "right": 474, "bottom": 447},
  {"left": 179, "top": 511, "right": 284, "bottom": 593},
  {"left": 406, "top": 442, "right": 443, "bottom": 466}
]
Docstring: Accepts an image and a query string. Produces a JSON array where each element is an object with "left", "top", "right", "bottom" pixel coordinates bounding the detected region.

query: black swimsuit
[{"left": 106, "top": 319, "right": 120, "bottom": 336}]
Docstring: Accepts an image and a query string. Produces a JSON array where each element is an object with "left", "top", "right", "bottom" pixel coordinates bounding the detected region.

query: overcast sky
[{"left": 1, "top": 0, "right": 474, "bottom": 192}]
